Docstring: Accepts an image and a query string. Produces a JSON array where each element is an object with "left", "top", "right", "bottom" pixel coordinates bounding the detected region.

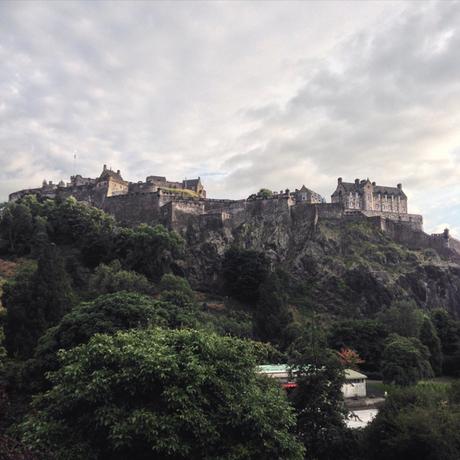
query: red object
[{"left": 282, "top": 382, "right": 298, "bottom": 389}]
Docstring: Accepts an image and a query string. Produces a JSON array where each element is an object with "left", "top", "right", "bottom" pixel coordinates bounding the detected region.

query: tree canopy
[
  {"left": 381, "top": 334, "right": 433, "bottom": 386},
  {"left": 20, "top": 328, "right": 304, "bottom": 460}
]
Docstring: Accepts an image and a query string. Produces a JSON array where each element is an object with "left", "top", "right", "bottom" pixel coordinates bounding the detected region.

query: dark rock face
[{"left": 182, "top": 214, "right": 460, "bottom": 318}]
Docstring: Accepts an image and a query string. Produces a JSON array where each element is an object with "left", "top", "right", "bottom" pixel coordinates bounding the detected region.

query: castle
[
  {"left": 11, "top": 166, "right": 459, "bottom": 258},
  {"left": 9, "top": 166, "right": 421, "bottom": 230}
]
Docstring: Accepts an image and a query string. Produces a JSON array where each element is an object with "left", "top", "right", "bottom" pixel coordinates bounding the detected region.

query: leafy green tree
[
  {"left": 222, "top": 247, "right": 269, "bottom": 303},
  {"left": 381, "top": 334, "right": 433, "bottom": 386},
  {"left": 33, "top": 244, "right": 76, "bottom": 327},
  {"left": 253, "top": 271, "right": 292, "bottom": 347},
  {"left": 88, "top": 261, "right": 153, "bottom": 296},
  {"left": 20, "top": 328, "right": 304, "bottom": 460},
  {"left": 0, "top": 203, "right": 34, "bottom": 255},
  {"left": 328, "top": 319, "right": 388, "bottom": 375},
  {"left": 432, "top": 309, "right": 460, "bottom": 376},
  {"left": 419, "top": 316, "right": 443, "bottom": 376},
  {"left": 378, "top": 300, "right": 423, "bottom": 338},
  {"left": 29, "top": 292, "right": 170, "bottom": 388},
  {"left": 159, "top": 273, "right": 194, "bottom": 298},
  {"left": 288, "top": 332, "right": 352, "bottom": 460},
  {"left": 4, "top": 245, "right": 75, "bottom": 359},
  {"left": 258, "top": 188, "right": 273, "bottom": 198},
  {"left": 114, "top": 224, "right": 184, "bottom": 281},
  {"left": 3, "top": 263, "right": 37, "bottom": 358},
  {"left": 432, "top": 309, "right": 460, "bottom": 355},
  {"left": 365, "top": 384, "right": 460, "bottom": 460}
]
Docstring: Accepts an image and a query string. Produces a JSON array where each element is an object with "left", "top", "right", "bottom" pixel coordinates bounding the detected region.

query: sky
[{"left": 1, "top": 0, "right": 460, "bottom": 234}]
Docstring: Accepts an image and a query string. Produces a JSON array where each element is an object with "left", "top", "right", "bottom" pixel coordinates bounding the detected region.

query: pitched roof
[
  {"left": 297, "top": 185, "right": 318, "bottom": 194},
  {"left": 99, "top": 169, "right": 124, "bottom": 182},
  {"left": 345, "top": 369, "right": 367, "bottom": 380},
  {"left": 374, "top": 185, "right": 406, "bottom": 197},
  {"left": 332, "top": 181, "right": 406, "bottom": 198},
  {"left": 258, "top": 364, "right": 290, "bottom": 374}
]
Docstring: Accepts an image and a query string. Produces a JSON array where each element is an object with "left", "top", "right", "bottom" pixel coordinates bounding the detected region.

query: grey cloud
[{"left": 0, "top": 0, "right": 459, "bottom": 233}]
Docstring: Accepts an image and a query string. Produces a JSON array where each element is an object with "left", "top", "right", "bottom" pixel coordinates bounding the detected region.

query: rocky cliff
[{"left": 180, "top": 211, "right": 460, "bottom": 318}]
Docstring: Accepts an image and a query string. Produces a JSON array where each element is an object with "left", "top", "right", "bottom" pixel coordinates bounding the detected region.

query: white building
[
  {"left": 342, "top": 369, "right": 367, "bottom": 398},
  {"left": 257, "top": 365, "right": 367, "bottom": 398}
]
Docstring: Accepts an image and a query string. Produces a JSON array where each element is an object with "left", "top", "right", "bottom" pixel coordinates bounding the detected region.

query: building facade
[{"left": 331, "top": 178, "right": 408, "bottom": 214}]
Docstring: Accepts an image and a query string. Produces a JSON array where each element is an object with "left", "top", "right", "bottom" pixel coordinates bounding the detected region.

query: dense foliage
[
  {"left": 2, "top": 195, "right": 460, "bottom": 459},
  {"left": 20, "top": 328, "right": 304, "bottom": 460},
  {"left": 0, "top": 196, "right": 183, "bottom": 281},
  {"left": 364, "top": 384, "right": 460, "bottom": 460},
  {"left": 4, "top": 245, "right": 75, "bottom": 359},
  {"left": 381, "top": 334, "right": 433, "bottom": 386}
]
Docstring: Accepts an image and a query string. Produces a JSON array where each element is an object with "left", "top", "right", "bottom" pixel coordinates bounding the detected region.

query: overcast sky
[{"left": 1, "top": 0, "right": 460, "bottom": 234}]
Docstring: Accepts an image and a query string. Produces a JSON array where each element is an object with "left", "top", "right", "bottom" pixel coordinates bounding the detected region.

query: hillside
[{"left": 183, "top": 216, "right": 460, "bottom": 318}]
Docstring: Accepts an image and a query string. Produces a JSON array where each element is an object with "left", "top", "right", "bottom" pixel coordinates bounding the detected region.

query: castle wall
[
  {"left": 244, "top": 196, "right": 293, "bottom": 219},
  {"left": 55, "top": 184, "right": 108, "bottom": 207},
  {"left": 103, "top": 192, "right": 162, "bottom": 226},
  {"left": 203, "top": 199, "right": 246, "bottom": 213},
  {"left": 291, "top": 202, "right": 344, "bottom": 222},
  {"left": 160, "top": 200, "right": 206, "bottom": 233},
  {"left": 360, "top": 210, "right": 423, "bottom": 231}
]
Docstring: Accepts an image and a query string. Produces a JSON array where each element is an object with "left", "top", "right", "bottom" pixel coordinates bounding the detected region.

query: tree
[
  {"left": 88, "top": 261, "right": 153, "bottom": 296},
  {"left": 32, "top": 244, "right": 76, "bottom": 328},
  {"left": 378, "top": 300, "right": 423, "bottom": 338},
  {"left": 0, "top": 203, "right": 34, "bottom": 255},
  {"left": 3, "top": 263, "right": 37, "bottom": 358},
  {"left": 258, "top": 188, "right": 273, "bottom": 199},
  {"left": 28, "top": 292, "right": 170, "bottom": 392},
  {"left": 253, "top": 271, "right": 292, "bottom": 347},
  {"left": 328, "top": 319, "right": 388, "bottom": 375},
  {"left": 381, "top": 334, "right": 433, "bottom": 386},
  {"left": 337, "top": 347, "right": 364, "bottom": 370},
  {"left": 114, "top": 224, "right": 184, "bottom": 281},
  {"left": 288, "top": 333, "right": 352, "bottom": 460},
  {"left": 222, "top": 247, "right": 269, "bottom": 303},
  {"left": 431, "top": 309, "right": 460, "bottom": 376},
  {"left": 4, "top": 245, "right": 75, "bottom": 359},
  {"left": 419, "top": 316, "right": 443, "bottom": 376},
  {"left": 364, "top": 385, "right": 460, "bottom": 460},
  {"left": 20, "top": 328, "right": 304, "bottom": 460}
]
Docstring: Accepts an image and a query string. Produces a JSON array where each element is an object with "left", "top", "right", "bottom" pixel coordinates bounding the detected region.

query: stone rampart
[
  {"left": 162, "top": 200, "right": 206, "bottom": 233},
  {"left": 244, "top": 196, "right": 293, "bottom": 219},
  {"left": 361, "top": 210, "right": 423, "bottom": 231},
  {"left": 103, "top": 192, "right": 161, "bottom": 226}
]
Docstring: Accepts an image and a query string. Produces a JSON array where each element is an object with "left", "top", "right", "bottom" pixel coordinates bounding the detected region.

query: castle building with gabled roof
[{"left": 331, "top": 178, "right": 408, "bottom": 214}]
